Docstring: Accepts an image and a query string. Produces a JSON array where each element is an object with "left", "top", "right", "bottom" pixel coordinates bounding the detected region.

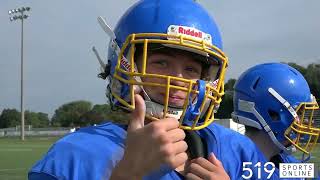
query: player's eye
[
  {"left": 185, "top": 66, "right": 201, "bottom": 78},
  {"left": 152, "top": 59, "right": 168, "bottom": 68}
]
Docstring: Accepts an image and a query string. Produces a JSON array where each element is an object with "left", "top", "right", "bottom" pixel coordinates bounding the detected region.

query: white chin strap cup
[{"left": 145, "top": 100, "right": 183, "bottom": 120}]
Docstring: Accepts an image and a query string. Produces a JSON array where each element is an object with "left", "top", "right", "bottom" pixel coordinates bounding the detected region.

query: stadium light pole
[{"left": 8, "top": 7, "right": 31, "bottom": 141}]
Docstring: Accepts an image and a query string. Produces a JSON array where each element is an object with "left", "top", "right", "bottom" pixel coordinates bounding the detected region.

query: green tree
[
  {"left": 79, "top": 104, "right": 111, "bottom": 126},
  {"left": 107, "top": 108, "right": 130, "bottom": 124},
  {"left": 51, "top": 100, "right": 92, "bottom": 127},
  {"left": 287, "top": 63, "right": 320, "bottom": 103},
  {"left": 216, "top": 93, "right": 234, "bottom": 119},
  {"left": 37, "top": 112, "right": 50, "bottom": 127},
  {"left": 305, "top": 63, "right": 320, "bottom": 101},
  {"left": 215, "top": 79, "right": 236, "bottom": 119},
  {"left": 224, "top": 78, "right": 236, "bottom": 91},
  {"left": 80, "top": 104, "right": 130, "bottom": 125},
  {"left": 0, "top": 109, "right": 20, "bottom": 128},
  {"left": 287, "top": 62, "right": 307, "bottom": 76},
  {"left": 25, "top": 111, "right": 50, "bottom": 128}
]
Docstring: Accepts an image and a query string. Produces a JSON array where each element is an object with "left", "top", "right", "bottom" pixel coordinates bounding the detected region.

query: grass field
[
  {"left": 0, "top": 137, "right": 320, "bottom": 180},
  {"left": 0, "top": 137, "right": 61, "bottom": 180},
  {"left": 292, "top": 144, "right": 320, "bottom": 170}
]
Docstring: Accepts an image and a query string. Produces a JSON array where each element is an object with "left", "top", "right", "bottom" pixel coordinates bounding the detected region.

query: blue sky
[{"left": 1, "top": 0, "right": 320, "bottom": 116}]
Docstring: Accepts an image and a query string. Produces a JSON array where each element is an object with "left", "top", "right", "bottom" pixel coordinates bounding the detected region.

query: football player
[
  {"left": 233, "top": 62, "right": 320, "bottom": 179},
  {"left": 29, "top": 1, "right": 277, "bottom": 179}
]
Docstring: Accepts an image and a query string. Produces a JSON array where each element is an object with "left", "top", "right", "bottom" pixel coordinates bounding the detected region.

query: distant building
[
  {"left": 214, "top": 118, "right": 245, "bottom": 135},
  {"left": 215, "top": 109, "right": 320, "bottom": 137}
]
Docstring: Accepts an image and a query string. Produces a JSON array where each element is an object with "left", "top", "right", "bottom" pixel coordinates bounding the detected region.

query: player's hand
[
  {"left": 111, "top": 94, "right": 188, "bottom": 178},
  {"left": 185, "top": 153, "right": 230, "bottom": 180}
]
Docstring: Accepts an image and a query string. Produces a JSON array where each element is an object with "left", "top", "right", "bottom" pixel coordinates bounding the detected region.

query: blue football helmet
[
  {"left": 232, "top": 63, "right": 320, "bottom": 154},
  {"left": 103, "top": 0, "right": 228, "bottom": 130}
]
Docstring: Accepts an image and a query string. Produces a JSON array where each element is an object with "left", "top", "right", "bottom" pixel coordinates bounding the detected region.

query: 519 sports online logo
[{"left": 242, "top": 162, "right": 314, "bottom": 179}]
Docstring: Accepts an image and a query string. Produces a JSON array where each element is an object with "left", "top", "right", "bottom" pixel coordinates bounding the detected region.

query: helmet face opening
[
  {"left": 106, "top": 0, "right": 228, "bottom": 130},
  {"left": 285, "top": 99, "right": 320, "bottom": 154},
  {"left": 110, "top": 32, "right": 228, "bottom": 130}
]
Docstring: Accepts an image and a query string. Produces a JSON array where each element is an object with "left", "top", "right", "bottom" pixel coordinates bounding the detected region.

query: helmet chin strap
[
  {"left": 301, "top": 152, "right": 311, "bottom": 162},
  {"left": 139, "top": 79, "right": 184, "bottom": 120},
  {"left": 142, "top": 80, "right": 206, "bottom": 124},
  {"left": 251, "top": 107, "right": 292, "bottom": 154},
  {"left": 183, "top": 80, "right": 206, "bottom": 125},
  {"left": 145, "top": 100, "right": 183, "bottom": 120}
]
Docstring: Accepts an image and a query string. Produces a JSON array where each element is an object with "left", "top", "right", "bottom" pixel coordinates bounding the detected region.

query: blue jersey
[{"left": 28, "top": 122, "right": 277, "bottom": 180}]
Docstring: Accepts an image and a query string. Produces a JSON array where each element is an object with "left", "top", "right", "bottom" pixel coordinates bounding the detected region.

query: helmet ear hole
[
  {"left": 289, "top": 68, "right": 298, "bottom": 75},
  {"left": 268, "top": 110, "right": 280, "bottom": 121},
  {"left": 252, "top": 77, "right": 260, "bottom": 90}
]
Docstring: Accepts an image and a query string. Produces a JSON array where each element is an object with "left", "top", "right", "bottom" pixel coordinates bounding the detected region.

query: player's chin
[
  {"left": 153, "top": 97, "right": 185, "bottom": 108},
  {"left": 168, "top": 98, "right": 186, "bottom": 108}
]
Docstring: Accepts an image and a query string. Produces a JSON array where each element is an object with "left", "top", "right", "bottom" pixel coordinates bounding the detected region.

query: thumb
[
  {"left": 208, "top": 152, "right": 222, "bottom": 167},
  {"left": 127, "top": 94, "right": 146, "bottom": 132}
]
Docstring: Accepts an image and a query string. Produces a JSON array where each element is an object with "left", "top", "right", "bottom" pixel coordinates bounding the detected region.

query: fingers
[
  {"left": 157, "top": 118, "right": 180, "bottom": 131},
  {"left": 128, "top": 94, "right": 180, "bottom": 132},
  {"left": 170, "top": 140, "right": 188, "bottom": 155},
  {"left": 187, "top": 160, "right": 212, "bottom": 178},
  {"left": 190, "top": 157, "right": 216, "bottom": 172},
  {"left": 159, "top": 139, "right": 188, "bottom": 169},
  {"left": 185, "top": 173, "right": 202, "bottom": 180},
  {"left": 127, "top": 94, "right": 189, "bottom": 171},
  {"left": 167, "top": 128, "right": 186, "bottom": 143},
  {"left": 186, "top": 155, "right": 229, "bottom": 180},
  {"left": 144, "top": 118, "right": 180, "bottom": 136},
  {"left": 128, "top": 94, "right": 146, "bottom": 132},
  {"left": 208, "top": 153, "right": 223, "bottom": 167},
  {"left": 165, "top": 152, "right": 188, "bottom": 169},
  {"left": 160, "top": 140, "right": 188, "bottom": 161}
]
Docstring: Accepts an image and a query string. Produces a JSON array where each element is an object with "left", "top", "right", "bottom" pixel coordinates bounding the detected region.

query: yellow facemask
[{"left": 110, "top": 31, "right": 228, "bottom": 130}]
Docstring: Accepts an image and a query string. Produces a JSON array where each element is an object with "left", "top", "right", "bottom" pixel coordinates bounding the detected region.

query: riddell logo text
[
  {"left": 178, "top": 27, "right": 202, "bottom": 38},
  {"left": 120, "top": 57, "right": 131, "bottom": 70}
]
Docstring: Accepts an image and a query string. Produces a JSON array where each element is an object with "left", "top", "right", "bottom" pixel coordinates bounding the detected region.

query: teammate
[
  {"left": 232, "top": 62, "right": 320, "bottom": 178},
  {"left": 29, "top": 0, "right": 277, "bottom": 179}
]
